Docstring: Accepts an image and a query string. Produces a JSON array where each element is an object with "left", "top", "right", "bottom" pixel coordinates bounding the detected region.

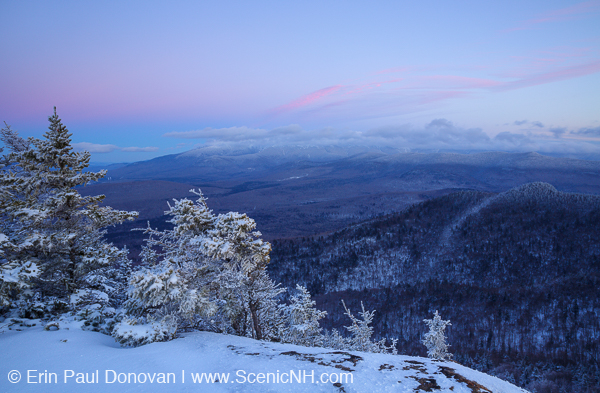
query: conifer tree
[
  {"left": 340, "top": 300, "right": 398, "bottom": 354},
  {"left": 122, "top": 189, "right": 283, "bottom": 343},
  {"left": 280, "top": 284, "right": 327, "bottom": 347},
  {"left": 0, "top": 123, "right": 37, "bottom": 309},
  {"left": 0, "top": 109, "right": 137, "bottom": 316},
  {"left": 422, "top": 310, "right": 452, "bottom": 360}
]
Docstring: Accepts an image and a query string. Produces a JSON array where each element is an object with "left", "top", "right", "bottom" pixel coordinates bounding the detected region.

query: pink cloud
[
  {"left": 272, "top": 85, "right": 343, "bottom": 114},
  {"left": 495, "top": 59, "right": 600, "bottom": 91},
  {"left": 504, "top": 0, "right": 600, "bottom": 32},
  {"left": 266, "top": 53, "right": 600, "bottom": 125},
  {"left": 345, "top": 78, "right": 403, "bottom": 95}
]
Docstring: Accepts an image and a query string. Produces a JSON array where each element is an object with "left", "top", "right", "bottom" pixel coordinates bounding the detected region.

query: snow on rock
[{"left": 0, "top": 324, "right": 527, "bottom": 392}]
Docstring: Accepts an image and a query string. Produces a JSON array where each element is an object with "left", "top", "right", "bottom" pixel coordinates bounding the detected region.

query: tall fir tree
[{"left": 0, "top": 108, "right": 137, "bottom": 316}]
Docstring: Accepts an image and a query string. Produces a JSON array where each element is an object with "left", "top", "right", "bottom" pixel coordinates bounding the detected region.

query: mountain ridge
[{"left": 103, "top": 146, "right": 600, "bottom": 186}]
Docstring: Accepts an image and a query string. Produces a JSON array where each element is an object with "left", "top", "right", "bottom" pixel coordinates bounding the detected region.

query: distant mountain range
[
  {"left": 82, "top": 146, "right": 600, "bottom": 249},
  {"left": 101, "top": 145, "right": 600, "bottom": 193}
]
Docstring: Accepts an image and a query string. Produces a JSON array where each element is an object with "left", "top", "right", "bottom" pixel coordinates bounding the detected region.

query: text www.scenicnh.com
[{"left": 191, "top": 370, "right": 353, "bottom": 384}]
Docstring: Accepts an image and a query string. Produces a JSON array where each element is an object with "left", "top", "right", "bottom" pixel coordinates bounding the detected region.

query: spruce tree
[
  {"left": 0, "top": 123, "right": 37, "bottom": 309},
  {"left": 422, "top": 310, "right": 452, "bottom": 360},
  {"left": 340, "top": 300, "right": 397, "bottom": 354},
  {"left": 0, "top": 109, "right": 137, "bottom": 317},
  {"left": 281, "top": 284, "right": 327, "bottom": 347}
]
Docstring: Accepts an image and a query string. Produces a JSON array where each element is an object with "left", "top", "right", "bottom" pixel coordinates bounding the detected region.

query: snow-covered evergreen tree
[
  {"left": 112, "top": 315, "right": 178, "bottom": 347},
  {"left": 121, "top": 189, "right": 283, "bottom": 345},
  {"left": 280, "top": 284, "right": 327, "bottom": 347},
  {"left": 339, "top": 300, "right": 398, "bottom": 354},
  {"left": 422, "top": 310, "right": 452, "bottom": 360},
  {"left": 320, "top": 301, "right": 397, "bottom": 354},
  {"left": 0, "top": 123, "right": 37, "bottom": 309},
  {"left": 0, "top": 109, "right": 137, "bottom": 319},
  {"left": 0, "top": 234, "right": 40, "bottom": 309}
]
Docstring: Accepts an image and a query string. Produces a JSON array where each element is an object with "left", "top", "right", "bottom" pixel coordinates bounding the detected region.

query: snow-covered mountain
[
  {"left": 104, "top": 145, "right": 600, "bottom": 187},
  {"left": 83, "top": 147, "right": 600, "bottom": 245},
  {"left": 104, "top": 145, "right": 400, "bottom": 182},
  {"left": 1, "top": 320, "right": 527, "bottom": 393}
]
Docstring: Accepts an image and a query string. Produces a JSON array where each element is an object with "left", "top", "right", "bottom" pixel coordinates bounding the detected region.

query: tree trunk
[{"left": 249, "top": 300, "right": 262, "bottom": 340}]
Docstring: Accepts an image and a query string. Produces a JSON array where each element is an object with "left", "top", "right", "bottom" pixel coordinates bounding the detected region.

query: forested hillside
[{"left": 269, "top": 183, "right": 600, "bottom": 392}]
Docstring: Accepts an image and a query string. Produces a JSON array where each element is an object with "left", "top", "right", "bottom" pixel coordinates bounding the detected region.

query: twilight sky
[{"left": 1, "top": 0, "right": 599, "bottom": 162}]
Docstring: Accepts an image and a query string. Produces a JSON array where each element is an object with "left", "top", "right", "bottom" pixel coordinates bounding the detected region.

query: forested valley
[{"left": 269, "top": 183, "right": 600, "bottom": 392}]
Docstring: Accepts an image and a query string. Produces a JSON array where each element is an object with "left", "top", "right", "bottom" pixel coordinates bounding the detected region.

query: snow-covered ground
[{"left": 1, "top": 320, "right": 528, "bottom": 393}]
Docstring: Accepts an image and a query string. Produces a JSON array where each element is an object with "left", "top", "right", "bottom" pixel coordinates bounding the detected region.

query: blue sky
[{"left": 1, "top": 1, "right": 599, "bottom": 162}]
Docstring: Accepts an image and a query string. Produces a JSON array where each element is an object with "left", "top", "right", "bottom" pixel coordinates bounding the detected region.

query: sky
[{"left": 1, "top": 0, "right": 599, "bottom": 162}]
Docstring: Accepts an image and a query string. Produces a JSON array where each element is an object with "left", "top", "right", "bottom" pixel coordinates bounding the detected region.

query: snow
[
  {"left": 70, "top": 290, "right": 109, "bottom": 305},
  {"left": 0, "top": 321, "right": 528, "bottom": 392}
]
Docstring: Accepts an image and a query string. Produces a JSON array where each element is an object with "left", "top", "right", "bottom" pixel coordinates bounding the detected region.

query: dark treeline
[{"left": 269, "top": 182, "right": 600, "bottom": 393}]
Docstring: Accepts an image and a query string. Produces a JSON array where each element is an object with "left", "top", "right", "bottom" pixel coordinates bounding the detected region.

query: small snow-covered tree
[
  {"left": 280, "top": 285, "right": 327, "bottom": 347},
  {"left": 0, "top": 109, "right": 137, "bottom": 318},
  {"left": 342, "top": 300, "right": 375, "bottom": 351},
  {"left": 340, "top": 300, "right": 397, "bottom": 354},
  {"left": 121, "top": 189, "right": 284, "bottom": 344},
  {"left": 319, "top": 300, "right": 397, "bottom": 354},
  {"left": 322, "top": 328, "right": 350, "bottom": 350},
  {"left": 112, "top": 315, "right": 177, "bottom": 347},
  {"left": 422, "top": 310, "right": 452, "bottom": 360}
]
